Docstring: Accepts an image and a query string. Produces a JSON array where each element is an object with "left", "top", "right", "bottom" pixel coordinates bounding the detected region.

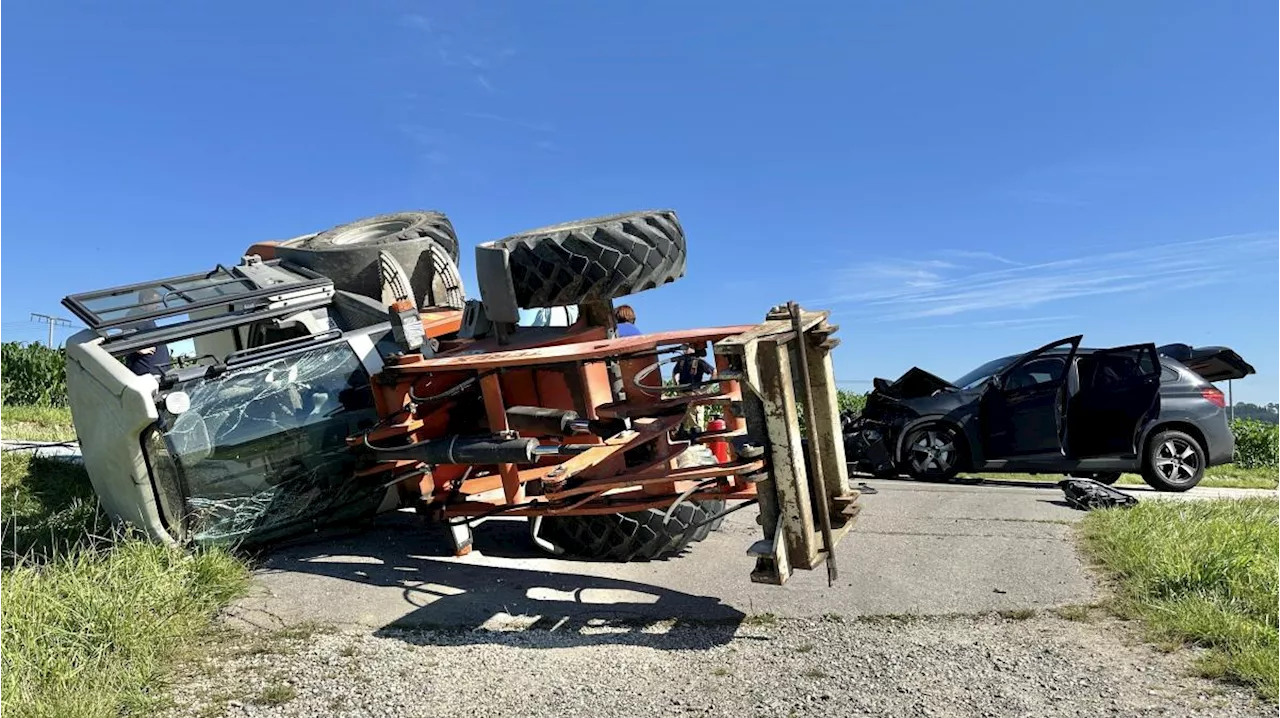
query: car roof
[
  {"left": 989, "top": 347, "right": 1110, "bottom": 364},
  {"left": 987, "top": 347, "right": 1204, "bottom": 384}
]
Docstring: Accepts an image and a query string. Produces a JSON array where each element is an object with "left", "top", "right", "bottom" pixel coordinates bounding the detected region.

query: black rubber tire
[
  {"left": 276, "top": 211, "right": 464, "bottom": 307},
  {"left": 1141, "top": 430, "right": 1206, "bottom": 492},
  {"left": 541, "top": 500, "right": 725, "bottom": 562},
  {"left": 900, "top": 424, "right": 965, "bottom": 482},
  {"left": 309, "top": 211, "right": 459, "bottom": 262},
  {"left": 487, "top": 210, "right": 686, "bottom": 308}
]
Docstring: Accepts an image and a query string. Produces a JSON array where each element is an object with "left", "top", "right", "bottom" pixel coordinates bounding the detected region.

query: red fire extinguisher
[{"left": 707, "top": 414, "right": 729, "bottom": 464}]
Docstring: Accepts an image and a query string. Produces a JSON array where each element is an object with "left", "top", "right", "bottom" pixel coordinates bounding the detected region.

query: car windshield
[
  {"left": 953, "top": 356, "right": 1016, "bottom": 390},
  {"left": 142, "top": 341, "right": 381, "bottom": 545}
]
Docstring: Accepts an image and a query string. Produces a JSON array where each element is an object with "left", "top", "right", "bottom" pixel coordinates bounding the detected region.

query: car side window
[
  {"left": 1160, "top": 364, "right": 1180, "bottom": 383},
  {"left": 1003, "top": 356, "right": 1066, "bottom": 390}
]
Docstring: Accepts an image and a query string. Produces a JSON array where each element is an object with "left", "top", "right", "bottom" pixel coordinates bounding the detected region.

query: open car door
[
  {"left": 1067, "top": 344, "right": 1161, "bottom": 458},
  {"left": 980, "top": 336, "right": 1081, "bottom": 458}
]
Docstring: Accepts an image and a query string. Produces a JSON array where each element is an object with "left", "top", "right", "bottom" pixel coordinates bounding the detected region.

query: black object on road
[{"left": 1057, "top": 478, "right": 1138, "bottom": 511}]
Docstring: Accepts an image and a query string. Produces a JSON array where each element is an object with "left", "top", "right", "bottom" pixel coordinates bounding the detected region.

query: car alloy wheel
[
  {"left": 1153, "top": 437, "right": 1200, "bottom": 485},
  {"left": 908, "top": 427, "right": 957, "bottom": 476}
]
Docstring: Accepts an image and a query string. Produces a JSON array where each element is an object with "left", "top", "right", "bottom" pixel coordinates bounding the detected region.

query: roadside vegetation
[
  {"left": 1081, "top": 498, "right": 1279, "bottom": 700},
  {"left": 1, "top": 405, "right": 77, "bottom": 443},
  {"left": 1, "top": 342, "right": 68, "bottom": 407},
  {"left": 2, "top": 400, "right": 248, "bottom": 717}
]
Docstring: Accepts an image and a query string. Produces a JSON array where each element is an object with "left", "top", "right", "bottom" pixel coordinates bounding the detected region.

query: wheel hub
[{"left": 1156, "top": 439, "right": 1197, "bottom": 482}]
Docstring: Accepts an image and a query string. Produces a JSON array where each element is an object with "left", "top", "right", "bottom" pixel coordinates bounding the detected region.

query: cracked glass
[{"left": 144, "top": 341, "right": 381, "bottom": 545}]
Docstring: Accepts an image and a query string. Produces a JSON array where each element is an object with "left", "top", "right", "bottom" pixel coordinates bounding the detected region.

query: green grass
[
  {"left": 1117, "top": 465, "right": 1278, "bottom": 491},
  {"left": 1080, "top": 498, "right": 1279, "bottom": 700},
  {"left": 960, "top": 464, "right": 1277, "bottom": 490},
  {"left": 1, "top": 418, "right": 249, "bottom": 718},
  {"left": 0, "top": 405, "right": 76, "bottom": 442},
  {"left": 254, "top": 682, "right": 297, "bottom": 706},
  {"left": 2, "top": 541, "right": 248, "bottom": 717}
]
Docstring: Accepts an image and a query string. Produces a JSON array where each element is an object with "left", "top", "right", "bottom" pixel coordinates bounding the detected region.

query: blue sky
[{"left": 4, "top": 1, "right": 1276, "bottom": 402}]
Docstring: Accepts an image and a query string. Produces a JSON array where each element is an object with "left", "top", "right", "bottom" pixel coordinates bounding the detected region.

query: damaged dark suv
[{"left": 843, "top": 336, "right": 1253, "bottom": 492}]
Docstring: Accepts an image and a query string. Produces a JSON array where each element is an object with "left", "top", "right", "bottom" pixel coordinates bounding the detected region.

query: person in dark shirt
[
  {"left": 124, "top": 289, "right": 171, "bottom": 376},
  {"left": 615, "top": 304, "right": 641, "bottom": 337},
  {"left": 672, "top": 344, "right": 714, "bottom": 387}
]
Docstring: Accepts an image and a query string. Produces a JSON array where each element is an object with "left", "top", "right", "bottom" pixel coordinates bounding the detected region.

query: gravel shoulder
[
  {"left": 166, "top": 613, "right": 1272, "bottom": 718},
  {"left": 171, "top": 478, "right": 1275, "bottom": 717}
]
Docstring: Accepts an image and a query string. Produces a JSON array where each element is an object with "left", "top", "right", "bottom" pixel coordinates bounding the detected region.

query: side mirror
[{"left": 988, "top": 375, "right": 1003, "bottom": 391}]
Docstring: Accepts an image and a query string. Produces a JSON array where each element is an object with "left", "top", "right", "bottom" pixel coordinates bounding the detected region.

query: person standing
[
  {"left": 124, "top": 289, "right": 171, "bottom": 376},
  {"left": 673, "top": 343, "right": 716, "bottom": 438},
  {"left": 673, "top": 344, "right": 715, "bottom": 388},
  {"left": 615, "top": 304, "right": 641, "bottom": 337}
]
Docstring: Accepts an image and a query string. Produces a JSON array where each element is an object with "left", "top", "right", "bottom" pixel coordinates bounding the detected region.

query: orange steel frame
[{"left": 350, "top": 314, "right": 761, "bottom": 522}]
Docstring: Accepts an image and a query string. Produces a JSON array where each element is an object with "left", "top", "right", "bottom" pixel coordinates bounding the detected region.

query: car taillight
[{"left": 1200, "top": 387, "right": 1226, "bottom": 408}]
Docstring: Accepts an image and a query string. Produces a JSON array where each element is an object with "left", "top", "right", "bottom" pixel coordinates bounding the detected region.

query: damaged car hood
[{"left": 872, "top": 367, "right": 957, "bottom": 400}]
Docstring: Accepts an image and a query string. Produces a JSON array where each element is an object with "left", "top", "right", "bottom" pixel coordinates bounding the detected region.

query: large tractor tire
[
  {"left": 275, "top": 211, "right": 464, "bottom": 309},
  {"left": 540, "top": 499, "right": 725, "bottom": 562},
  {"left": 485, "top": 210, "right": 686, "bottom": 308}
]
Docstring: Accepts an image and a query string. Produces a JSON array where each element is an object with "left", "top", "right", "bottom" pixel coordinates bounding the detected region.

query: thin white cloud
[
  {"left": 399, "top": 13, "right": 515, "bottom": 90},
  {"left": 883, "top": 314, "right": 1080, "bottom": 333},
  {"left": 940, "top": 249, "right": 1022, "bottom": 266},
  {"left": 814, "top": 232, "right": 1275, "bottom": 321},
  {"left": 400, "top": 14, "right": 432, "bottom": 32},
  {"left": 397, "top": 124, "right": 450, "bottom": 165}
]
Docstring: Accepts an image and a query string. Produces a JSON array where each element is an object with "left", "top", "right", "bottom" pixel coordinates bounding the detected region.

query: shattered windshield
[
  {"left": 953, "top": 356, "right": 1016, "bottom": 390},
  {"left": 143, "top": 341, "right": 381, "bottom": 545}
]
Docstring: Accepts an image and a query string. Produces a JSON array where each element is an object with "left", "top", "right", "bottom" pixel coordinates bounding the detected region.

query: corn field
[{"left": 1, "top": 342, "right": 68, "bottom": 407}]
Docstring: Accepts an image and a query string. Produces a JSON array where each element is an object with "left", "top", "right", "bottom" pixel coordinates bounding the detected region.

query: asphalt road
[{"left": 229, "top": 477, "right": 1120, "bottom": 633}]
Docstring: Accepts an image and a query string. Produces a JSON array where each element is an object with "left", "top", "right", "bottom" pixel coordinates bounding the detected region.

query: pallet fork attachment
[{"left": 715, "top": 302, "right": 860, "bottom": 585}]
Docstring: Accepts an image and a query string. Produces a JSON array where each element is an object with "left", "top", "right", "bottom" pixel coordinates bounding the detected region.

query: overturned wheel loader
[{"left": 61, "top": 210, "right": 859, "bottom": 585}]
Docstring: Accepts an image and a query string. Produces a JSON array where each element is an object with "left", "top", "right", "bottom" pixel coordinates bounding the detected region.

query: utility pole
[{"left": 29, "top": 313, "right": 74, "bottom": 348}]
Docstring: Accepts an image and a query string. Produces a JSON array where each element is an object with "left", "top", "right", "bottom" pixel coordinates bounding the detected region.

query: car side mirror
[{"left": 988, "top": 375, "right": 1003, "bottom": 391}]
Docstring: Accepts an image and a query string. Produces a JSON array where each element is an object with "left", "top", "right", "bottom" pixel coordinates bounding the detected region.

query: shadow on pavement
[
  {"left": 244, "top": 511, "right": 745, "bottom": 649},
  {"left": 855, "top": 471, "right": 1064, "bottom": 491},
  {"left": 966, "top": 477, "right": 1064, "bottom": 490}
]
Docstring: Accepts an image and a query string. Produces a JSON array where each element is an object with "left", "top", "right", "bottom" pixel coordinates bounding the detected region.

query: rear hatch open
[{"left": 1156, "top": 344, "right": 1255, "bottom": 382}]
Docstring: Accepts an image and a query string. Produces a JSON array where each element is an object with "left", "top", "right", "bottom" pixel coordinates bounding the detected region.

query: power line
[{"left": 29, "top": 313, "right": 75, "bottom": 348}]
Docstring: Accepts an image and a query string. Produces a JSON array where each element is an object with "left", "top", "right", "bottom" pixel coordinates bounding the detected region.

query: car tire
[
  {"left": 484, "top": 210, "right": 686, "bottom": 308},
  {"left": 275, "top": 211, "right": 465, "bottom": 308},
  {"left": 901, "top": 423, "right": 965, "bottom": 482},
  {"left": 540, "top": 500, "right": 725, "bottom": 562},
  {"left": 1141, "top": 430, "right": 1206, "bottom": 492}
]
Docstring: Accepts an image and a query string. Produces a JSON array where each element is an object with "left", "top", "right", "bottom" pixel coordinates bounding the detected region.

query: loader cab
[
  {"left": 62, "top": 257, "right": 337, "bottom": 373},
  {"left": 61, "top": 256, "right": 397, "bottom": 546}
]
